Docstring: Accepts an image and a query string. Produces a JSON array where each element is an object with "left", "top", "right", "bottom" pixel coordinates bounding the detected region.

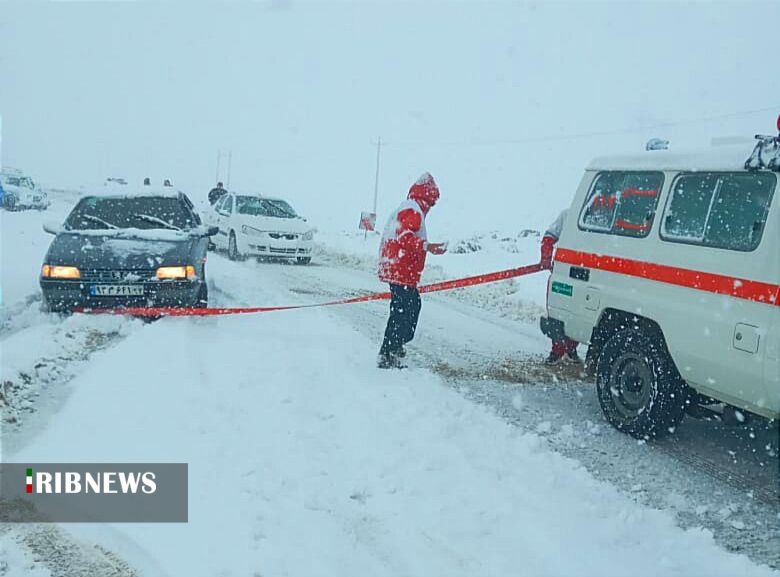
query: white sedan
[{"left": 207, "top": 193, "right": 315, "bottom": 264}]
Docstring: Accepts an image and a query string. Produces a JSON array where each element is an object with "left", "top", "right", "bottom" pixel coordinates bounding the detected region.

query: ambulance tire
[{"left": 595, "top": 328, "right": 688, "bottom": 439}]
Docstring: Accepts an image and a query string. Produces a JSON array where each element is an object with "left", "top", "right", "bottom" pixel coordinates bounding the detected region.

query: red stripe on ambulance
[{"left": 555, "top": 248, "right": 780, "bottom": 307}]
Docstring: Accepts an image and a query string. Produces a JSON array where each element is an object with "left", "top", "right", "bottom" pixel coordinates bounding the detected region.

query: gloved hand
[
  {"left": 540, "top": 235, "right": 556, "bottom": 269},
  {"left": 426, "top": 242, "right": 448, "bottom": 255}
]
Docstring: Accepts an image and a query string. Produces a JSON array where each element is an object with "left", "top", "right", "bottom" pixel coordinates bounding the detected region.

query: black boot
[{"left": 377, "top": 351, "right": 406, "bottom": 369}]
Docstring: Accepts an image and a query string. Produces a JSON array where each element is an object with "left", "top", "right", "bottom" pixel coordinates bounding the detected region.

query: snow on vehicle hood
[
  {"left": 60, "top": 228, "right": 194, "bottom": 241},
  {"left": 46, "top": 229, "right": 196, "bottom": 269},
  {"left": 233, "top": 214, "right": 313, "bottom": 235}
]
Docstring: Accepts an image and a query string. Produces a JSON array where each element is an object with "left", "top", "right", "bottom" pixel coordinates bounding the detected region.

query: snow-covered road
[{"left": 1, "top": 199, "right": 778, "bottom": 576}]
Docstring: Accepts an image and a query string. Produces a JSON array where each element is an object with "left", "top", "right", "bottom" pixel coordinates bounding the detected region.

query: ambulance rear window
[
  {"left": 578, "top": 171, "right": 664, "bottom": 238},
  {"left": 661, "top": 172, "right": 776, "bottom": 252}
]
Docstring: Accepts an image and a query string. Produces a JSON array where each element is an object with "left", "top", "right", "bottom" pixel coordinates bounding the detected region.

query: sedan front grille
[
  {"left": 79, "top": 269, "right": 157, "bottom": 283},
  {"left": 268, "top": 233, "right": 299, "bottom": 240}
]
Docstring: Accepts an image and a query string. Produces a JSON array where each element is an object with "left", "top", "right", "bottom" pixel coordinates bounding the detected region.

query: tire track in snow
[{"left": 1, "top": 312, "right": 141, "bottom": 435}]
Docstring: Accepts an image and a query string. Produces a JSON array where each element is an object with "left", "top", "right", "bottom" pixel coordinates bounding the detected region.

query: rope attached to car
[{"left": 74, "top": 262, "right": 545, "bottom": 317}]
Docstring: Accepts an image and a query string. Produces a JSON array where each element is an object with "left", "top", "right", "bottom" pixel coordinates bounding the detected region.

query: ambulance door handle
[{"left": 569, "top": 267, "right": 590, "bottom": 282}]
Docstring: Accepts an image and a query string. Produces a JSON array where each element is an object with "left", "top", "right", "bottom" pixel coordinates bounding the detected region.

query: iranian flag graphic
[{"left": 26, "top": 468, "right": 33, "bottom": 493}]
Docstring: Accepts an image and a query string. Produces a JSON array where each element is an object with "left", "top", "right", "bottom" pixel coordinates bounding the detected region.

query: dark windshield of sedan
[
  {"left": 235, "top": 196, "right": 297, "bottom": 218},
  {"left": 65, "top": 196, "right": 197, "bottom": 230}
]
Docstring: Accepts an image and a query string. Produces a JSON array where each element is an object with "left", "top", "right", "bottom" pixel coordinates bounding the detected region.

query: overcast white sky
[{"left": 1, "top": 0, "right": 778, "bottom": 232}]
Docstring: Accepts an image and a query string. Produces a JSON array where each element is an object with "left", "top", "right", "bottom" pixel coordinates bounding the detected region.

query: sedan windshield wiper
[
  {"left": 81, "top": 214, "right": 118, "bottom": 229},
  {"left": 133, "top": 213, "right": 182, "bottom": 231}
]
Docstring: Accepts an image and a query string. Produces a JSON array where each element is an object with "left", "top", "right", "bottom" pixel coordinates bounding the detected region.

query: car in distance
[
  {"left": 1, "top": 168, "right": 49, "bottom": 210},
  {"left": 40, "top": 188, "right": 218, "bottom": 312},
  {"left": 207, "top": 193, "right": 315, "bottom": 264}
]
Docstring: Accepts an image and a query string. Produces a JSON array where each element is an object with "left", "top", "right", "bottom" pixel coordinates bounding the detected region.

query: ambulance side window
[
  {"left": 661, "top": 174, "right": 717, "bottom": 241},
  {"left": 662, "top": 172, "right": 776, "bottom": 252},
  {"left": 707, "top": 173, "right": 775, "bottom": 251},
  {"left": 579, "top": 171, "right": 663, "bottom": 238}
]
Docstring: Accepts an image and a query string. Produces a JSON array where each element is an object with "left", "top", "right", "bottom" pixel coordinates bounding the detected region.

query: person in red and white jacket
[
  {"left": 541, "top": 209, "right": 581, "bottom": 364},
  {"left": 377, "top": 172, "right": 447, "bottom": 368}
]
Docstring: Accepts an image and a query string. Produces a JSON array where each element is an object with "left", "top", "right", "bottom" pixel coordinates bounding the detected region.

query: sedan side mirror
[{"left": 43, "top": 222, "right": 61, "bottom": 235}]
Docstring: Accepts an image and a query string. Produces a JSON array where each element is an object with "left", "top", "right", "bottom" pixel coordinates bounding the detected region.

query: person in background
[
  {"left": 143, "top": 177, "right": 151, "bottom": 186},
  {"left": 208, "top": 181, "right": 227, "bottom": 205},
  {"left": 541, "top": 209, "right": 581, "bottom": 364},
  {"left": 163, "top": 179, "right": 172, "bottom": 187},
  {"left": 377, "top": 172, "right": 447, "bottom": 369}
]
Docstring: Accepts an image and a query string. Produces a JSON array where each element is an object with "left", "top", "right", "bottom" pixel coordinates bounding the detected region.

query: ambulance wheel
[
  {"left": 228, "top": 231, "right": 242, "bottom": 261},
  {"left": 595, "top": 329, "right": 688, "bottom": 439}
]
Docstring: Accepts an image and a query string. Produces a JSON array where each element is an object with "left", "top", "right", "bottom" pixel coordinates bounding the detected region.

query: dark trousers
[
  {"left": 380, "top": 284, "right": 422, "bottom": 355},
  {"left": 551, "top": 337, "right": 578, "bottom": 357}
]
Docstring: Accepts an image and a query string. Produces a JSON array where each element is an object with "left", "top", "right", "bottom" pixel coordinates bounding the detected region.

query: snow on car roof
[
  {"left": 86, "top": 186, "right": 183, "bottom": 199},
  {"left": 587, "top": 143, "right": 758, "bottom": 172},
  {"left": 0, "top": 167, "right": 25, "bottom": 176},
  {"left": 233, "top": 192, "right": 286, "bottom": 202}
]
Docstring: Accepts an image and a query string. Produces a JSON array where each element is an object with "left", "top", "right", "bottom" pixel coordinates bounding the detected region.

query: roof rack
[{"left": 744, "top": 115, "right": 780, "bottom": 172}]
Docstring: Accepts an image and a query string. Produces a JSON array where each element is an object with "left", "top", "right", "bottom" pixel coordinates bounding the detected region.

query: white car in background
[
  {"left": 208, "top": 193, "right": 315, "bottom": 264},
  {"left": 1, "top": 168, "right": 49, "bottom": 210}
]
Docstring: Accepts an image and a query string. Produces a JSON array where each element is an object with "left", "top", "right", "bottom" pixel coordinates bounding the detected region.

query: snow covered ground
[{"left": 1, "top": 193, "right": 778, "bottom": 576}]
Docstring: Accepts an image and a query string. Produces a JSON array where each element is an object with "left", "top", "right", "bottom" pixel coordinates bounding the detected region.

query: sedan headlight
[
  {"left": 41, "top": 265, "right": 81, "bottom": 279},
  {"left": 242, "top": 225, "right": 264, "bottom": 237},
  {"left": 302, "top": 230, "right": 314, "bottom": 241},
  {"left": 156, "top": 265, "right": 197, "bottom": 280}
]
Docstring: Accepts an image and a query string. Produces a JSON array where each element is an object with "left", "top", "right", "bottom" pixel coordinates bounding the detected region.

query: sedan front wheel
[{"left": 228, "top": 231, "right": 242, "bottom": 261}]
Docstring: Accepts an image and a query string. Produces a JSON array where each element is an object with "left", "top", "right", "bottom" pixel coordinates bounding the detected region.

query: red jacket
[{"left": 378, "top": 173, "right": 440, "bottom": 287}]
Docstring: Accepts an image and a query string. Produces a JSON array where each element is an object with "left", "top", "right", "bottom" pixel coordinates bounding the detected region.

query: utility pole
[
  {"left": 215, "top": 149, "right": 232, "bottom": 187},
  {"left": 226, "top": 151, "right": 232, "bottom": 189},
  {"left": 363, "top": 137, "right": 383, "bottom": 240},
  {"left": 372, "top": 136, "right": 382, "bottom": 216}
]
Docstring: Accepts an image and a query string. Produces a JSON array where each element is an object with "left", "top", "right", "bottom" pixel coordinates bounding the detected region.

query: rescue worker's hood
[
  {"left": 407, "top": 172, "right": 440, "bottom": 214},
  {"left": 45, "top": 229, "right": 197, "bottom": 270}
]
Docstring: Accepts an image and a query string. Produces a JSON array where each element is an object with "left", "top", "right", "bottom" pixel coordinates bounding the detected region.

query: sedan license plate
[{"left": 90, "top": 284, "right": 145, "bottom": 297}]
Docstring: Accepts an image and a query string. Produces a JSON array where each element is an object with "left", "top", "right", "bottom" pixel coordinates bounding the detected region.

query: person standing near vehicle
[
  {"left": 208, "top": 181, "right": 227, "bottom": 205},
  {"left": 541, "top": 209, "right": 581, "bottom": 364},
  {"left": 377, "top": 172, "right": 447, "bottom": 369}
]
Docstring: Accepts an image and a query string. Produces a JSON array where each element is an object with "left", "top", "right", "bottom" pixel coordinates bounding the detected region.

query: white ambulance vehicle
[{"left": 542, "top": 123, "right": 780, "bottom": 438}]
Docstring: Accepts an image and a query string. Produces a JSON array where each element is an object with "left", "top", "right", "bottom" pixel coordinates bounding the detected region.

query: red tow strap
[{"left": 76, "top": 262, "right": 544, "bottom": 317}]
